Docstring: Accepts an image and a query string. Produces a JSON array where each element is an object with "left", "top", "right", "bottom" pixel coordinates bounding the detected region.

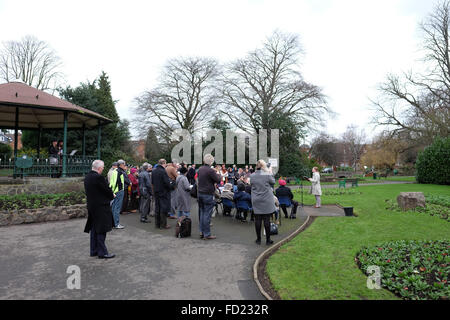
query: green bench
[
  {"left": 14, "top": 156, "right": 33, "bottom": 177},
  {"left": 338, "top": 178, "right": 359, "bottom": 188}
]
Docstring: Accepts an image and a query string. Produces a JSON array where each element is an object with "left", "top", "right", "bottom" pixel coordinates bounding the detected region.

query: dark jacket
[
  {"left": 197, "top": 165, "right": 221, "bottom": 195},
  {"left": 83, "top": 170, "right": 115, "bottom": 234},
  {"left": 48, "top": 145, "right": 59, "bottom": 157},
  {"left": 138, "top": 170, "right": 152, "bottom": 197},
  {"left": 152, "top": 165, "right": 172, "bottom": 213},
  {"left": 118, "top": 167, "right": 130, "bottom": 187},
  {"left": 187, "top": 167, "right": 196, "bottom": 184},
  {"left": 233, "top": 191, "right": 252, "bottom": 210},
  {"left": 275, "top": 185, "right": 294, "bottom": 200}
]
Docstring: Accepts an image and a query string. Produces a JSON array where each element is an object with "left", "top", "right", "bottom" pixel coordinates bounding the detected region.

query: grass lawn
[
  {"left": 274, "top": 176, "right": 417, "bottom": 188},
  {"left": 266, "top": 183, "right": 450, "bottom": 300},
  {"left": 0, "top": 169, "right": 13, "bottom": 177}
]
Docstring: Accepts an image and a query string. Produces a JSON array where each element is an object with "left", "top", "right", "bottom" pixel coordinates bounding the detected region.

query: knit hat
[
  {"left": 130, "top": 168, "right": 137, "bottom": 174},
  {"left": 278, "top": 179, "right": 287, "bottom": 186}
]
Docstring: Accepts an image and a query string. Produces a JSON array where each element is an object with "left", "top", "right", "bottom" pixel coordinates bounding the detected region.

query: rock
[
  {"left": 0, "top": 213, "right": 10, "bottom": 226},
  {"left": 397, "top": 192, "right": 426, "bottom": 211},
  {"left": 10, "top": 213, "right": 24, "bottom": 225}
]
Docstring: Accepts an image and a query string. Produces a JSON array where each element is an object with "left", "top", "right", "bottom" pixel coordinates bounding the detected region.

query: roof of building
[{"left": 0, "top": 82, "right": 113, "bottom": 130}]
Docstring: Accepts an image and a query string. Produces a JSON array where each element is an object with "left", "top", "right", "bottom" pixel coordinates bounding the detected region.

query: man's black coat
[
  {"left": 84, "top": 170, "right": 115, "bottom": 234},
  {"left": 151, "top": 165, "right": 172, "bottom": 213}
]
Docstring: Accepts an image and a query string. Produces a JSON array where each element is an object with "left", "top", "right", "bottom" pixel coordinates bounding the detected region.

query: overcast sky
[{"left": 0, "top": 0, "right": 437, "bottom": 143}]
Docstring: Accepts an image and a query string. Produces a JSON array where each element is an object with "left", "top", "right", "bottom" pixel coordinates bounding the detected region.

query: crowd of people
[{"left": 84, "top": 155, "right": 322, "bottom": 259}]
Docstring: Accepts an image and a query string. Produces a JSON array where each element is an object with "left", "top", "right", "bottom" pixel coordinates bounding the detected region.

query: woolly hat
[{"left": 278, "top": 179, "right": 287, "bottom": 186}]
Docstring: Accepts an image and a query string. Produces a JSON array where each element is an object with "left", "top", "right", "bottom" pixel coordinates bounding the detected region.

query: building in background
[
  {"left": 6, "top": 133, "right": 22, "bottom": 151},
  {"left": 129, "top": 139, "right": 146, "bottom": 161},
  {"left": 0, "top": 131, "right": 12, "bottom": 145}
]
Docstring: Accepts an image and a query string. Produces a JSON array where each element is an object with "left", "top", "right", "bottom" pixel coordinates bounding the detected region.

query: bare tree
[
  {"left": 134, "top": 57, "right": 220, "bottom": 141},
  {"left": 310, "top": 133, "right": 340, "bottom": 166},
  {"left": 341, "top": 125, "right": 366, "bottom": 171},
  {"left": 372, "top": 1, "right": 450, "bottom": 144},
  {"left": 220, "top": 31, "right": 329, "bottom": 134},
  {"left": 0, "top": 35, "right": 63, "bottom": 92}
]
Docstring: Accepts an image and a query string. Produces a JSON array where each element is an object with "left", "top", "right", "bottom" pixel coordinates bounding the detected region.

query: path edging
[{"left": 253, "top": 215, "right": 312, "bottom": 300}]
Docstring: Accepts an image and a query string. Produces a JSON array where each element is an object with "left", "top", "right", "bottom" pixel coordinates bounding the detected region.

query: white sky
[{"left": 0, "top": 0, "right": 436, "bottom": 143}]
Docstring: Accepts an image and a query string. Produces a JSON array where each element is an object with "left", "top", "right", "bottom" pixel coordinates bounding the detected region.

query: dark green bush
[
  {"left": 415, "top": 137, "right": 450, "bottom": 185},
  {"left": 0, "top": 143, "right": 12, "bottom": 158}
]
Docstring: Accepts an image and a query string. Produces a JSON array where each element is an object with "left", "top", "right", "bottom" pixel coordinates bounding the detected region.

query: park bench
[
  {"left": 338, "top": 178, "right": 359, "bottom": 188},
  {"left": 14, "top": 156, "right": 33, "bottom": 178}
]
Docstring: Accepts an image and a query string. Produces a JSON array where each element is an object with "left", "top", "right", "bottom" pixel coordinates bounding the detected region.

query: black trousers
[
  {"left": 223, "top": 205, "right": 232, "bottom": 216},
  {"left": 90, "top": 227, "right": 108, "bottom": 257},
  {"left": 154, "top": 195, "right": 168, "bottom": 228},
  {"left": 129, "top": 191, "right": 139, "bottom": 210},
  {"left": 236, "top": 208, "right": 248, "bottom": 220},
  {"left": 139, "top": 194, "right": 151, "bottom": 221},
  {"left": 121, "top": 189, "right": 129, "bottom": 213},
  {"left": 255, "top": 214, "right": 272, "bottom": 241},
  {"left": 281, "top": 200, "right": 299, "bottom": 217}
]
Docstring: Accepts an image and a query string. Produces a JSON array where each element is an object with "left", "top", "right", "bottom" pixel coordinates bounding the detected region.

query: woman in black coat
[{"left": 84, "top": 160, "right": 116, "bottom": 259}]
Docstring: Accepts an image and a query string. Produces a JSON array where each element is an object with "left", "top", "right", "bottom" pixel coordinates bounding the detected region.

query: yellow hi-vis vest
[{"left": 109, "top": 168, "right": 124, "bottom": 194}]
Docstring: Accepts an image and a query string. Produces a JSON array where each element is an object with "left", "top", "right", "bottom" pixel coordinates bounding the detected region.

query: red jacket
[{"left": 128, "top": 173, "right": 139, "bottom": 196}]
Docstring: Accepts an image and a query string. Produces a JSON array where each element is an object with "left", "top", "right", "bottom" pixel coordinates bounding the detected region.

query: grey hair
[
  {"left": 117, "top": 159, "right": 125, "bottom": 165},
  {"left": 203, "top": 154, "right": 214, "bottom": 166},
  {"left": 142, "top": 163, "right": 149, "bottom": 170},
  {"left": 92, "top": 160, "right": 104, "bottom": 171}
]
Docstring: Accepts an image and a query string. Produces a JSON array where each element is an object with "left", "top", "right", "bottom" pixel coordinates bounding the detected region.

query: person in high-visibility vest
[{"left": 109, "top": 160, "right": 129, "bottom": 229}]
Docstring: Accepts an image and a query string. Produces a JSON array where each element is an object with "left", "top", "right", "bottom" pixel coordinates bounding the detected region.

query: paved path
[
  {"left": 290, "top": 180, "right": 415, "bottom": 190},
  {"left": 0, "top": 200, "right": 312, "bottom": 300}
]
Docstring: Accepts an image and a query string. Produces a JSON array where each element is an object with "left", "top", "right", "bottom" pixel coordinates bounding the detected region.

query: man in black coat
[
  {"left": 84, "top": 160, "right": 116, "bottom": 259},
  {"left": 187, "top": 164, "right": 196, "bottom": 185},
  {"left": 151, "top": 159, "right": 172, "bottom": 229}
]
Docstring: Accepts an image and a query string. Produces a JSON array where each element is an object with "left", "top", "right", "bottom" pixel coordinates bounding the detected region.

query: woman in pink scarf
[{"left": 128, "top": 167, "right": 140, "bottom": 213}]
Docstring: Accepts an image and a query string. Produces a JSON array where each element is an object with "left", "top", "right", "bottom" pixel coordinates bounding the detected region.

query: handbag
[
  {"left": 190, "top": 182, "right": 198, "bottom": 198},
  {"left": 270, "top": 222, "right": 278, "bottom": 235}
]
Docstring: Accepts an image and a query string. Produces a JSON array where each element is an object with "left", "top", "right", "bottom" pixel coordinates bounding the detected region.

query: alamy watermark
[
  {"left": 66, "top": 265, "right": 81, "bottom": 290},
  {"left": 366, "top": 265, "right": 381, "bottom": 290},
  {"left": 170, "top": 124, "right": 280, "bottom": 174}
]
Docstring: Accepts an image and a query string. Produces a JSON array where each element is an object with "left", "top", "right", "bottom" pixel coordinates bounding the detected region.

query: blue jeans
[
  {"left": 198, "top": 193, "right": 215, "bottom": 237},
  {"left": 178, "top": 211, "right": 190, "bottom": 218},
  {"left": 111, "top": 189, "right": 124, "bottom": 227}
]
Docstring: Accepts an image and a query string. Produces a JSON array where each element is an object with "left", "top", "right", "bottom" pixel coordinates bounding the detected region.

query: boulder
[{"left": 397, "top": 192, "right": 426, "bottom": 211}]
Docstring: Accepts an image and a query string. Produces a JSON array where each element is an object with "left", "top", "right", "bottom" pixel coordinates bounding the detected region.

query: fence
[{"left": 0, "top": 153, "right": 95, "bottom": 177}]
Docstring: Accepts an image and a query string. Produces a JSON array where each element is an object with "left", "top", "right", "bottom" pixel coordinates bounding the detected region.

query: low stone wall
[
  {"left": 0, "top": 177, "right": 84, "bottom": 196},
  {"left": 0, "top": 204, "right": 87, "bottom": 227}
]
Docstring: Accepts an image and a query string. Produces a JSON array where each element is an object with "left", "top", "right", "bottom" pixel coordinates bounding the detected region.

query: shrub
[
  {"left": 0, "top": 192, "right": 86, "bottom": 211},
  {"left": 415, "top": 137, "right": 450, "bottom": 185},
  {"left": 0, "top": 143, "right": 12, "bottom": 158}
]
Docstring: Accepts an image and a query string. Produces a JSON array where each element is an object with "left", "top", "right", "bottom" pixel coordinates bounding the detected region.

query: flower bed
[
  {"left": 293, "top": 188, "right": 362, "bottom": 196},
  {"left": 356, "top": 240, "right": 449, "bottom": 300},
  {"left": 0, "top": 192, "right": 86, "bottom": 211}
]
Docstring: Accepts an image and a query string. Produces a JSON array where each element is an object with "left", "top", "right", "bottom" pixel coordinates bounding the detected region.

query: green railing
[{"left": 0, "top": 153, "right": 95, "bottom": 177}]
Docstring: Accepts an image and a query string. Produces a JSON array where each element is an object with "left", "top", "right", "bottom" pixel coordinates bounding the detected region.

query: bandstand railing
[{"left": 0, "top": 153, "right": 95, "bottom": 178}]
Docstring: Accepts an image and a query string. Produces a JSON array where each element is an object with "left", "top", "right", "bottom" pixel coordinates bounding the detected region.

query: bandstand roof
[{"left": 0, "top": 82, "right": 113, "bottom": 130}]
